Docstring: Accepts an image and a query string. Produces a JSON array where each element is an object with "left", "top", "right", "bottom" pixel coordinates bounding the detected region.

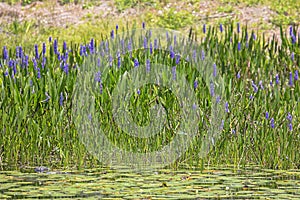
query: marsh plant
[{"left": 0, "top": 22, "right": 299, "bottom": 170}]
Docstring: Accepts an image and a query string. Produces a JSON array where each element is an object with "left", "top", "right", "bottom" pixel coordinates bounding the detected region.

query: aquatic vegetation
[{"left": 0, "top": 22, "right": 299, "bottom": 170}]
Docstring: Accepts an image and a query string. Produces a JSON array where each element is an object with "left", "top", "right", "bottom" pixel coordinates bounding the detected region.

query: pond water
[{"left": 0, "top": 165, "right": 299, "bottom": 199}]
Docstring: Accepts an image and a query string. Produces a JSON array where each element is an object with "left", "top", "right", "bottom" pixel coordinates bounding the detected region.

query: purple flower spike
[
  {"left": 210, "top": 82, "right": 215, "bottom": 97},
  {"left": 34, "top": 44, "right": 39, "bottom": 59},
  {"left": 146, "top": 59, "right": 150, "bottom": 72},
  {"left": 170, "top": 46, "right": 175, "bottom": 59},
  {"left": 270, "top": 118, "right": 275, "bottom": 128},
  {"left": 172, "top": 66, "right": 176, "bottom": 80},
  {"left": 63, "top": 41, "right": 67, "bottom": 51},
  {"left": 176, "top": 54, "right": 180, "bottom": 65},
  {"left": 259, "top": 80, "right": 264, "bottom": 90},
  {"left": 289, "top": 72, "right": 293, "bottom": 86},
  {"left": 60, "top": 92, "right": 64, "bottom": 106},
  {"left": 294, "top": 70, "right": 298, "bottom": 81},
  {"left": 220, "top": 23, "right": 223, "bottom": 32},
  {"left": 288, "top": 123, "right": 293, "bottom": 131},
  {"left": 213, "top": 63, "right": 217, "bottom": 77},
  {"left": 95, "top": 71, "right": 101, "bottom": 83},
  {"left": 203, "top": 24, "right": 206, "bottom": 34},
  {"left": 291, "top": 35, "right": 296, "bottom": 44},
  {"left": 54, "top": 39, "right": 58, "bottom": 55},
  {"left": 291, "top": 52, "right": 294, "bottom": 61},
  {"left": 137, "top": 89, "right": 141, "bottom": 95},
  {"left": 150, "top": 42, "right": 153, "bottom": 54},
  {"left": 142, "top": 22, "right": 145, "bottom": 29},
  {"left": 237, "top": 72, "right": 241, "bottom": 79},
  {"left": 289, "top": 26, "right": 293, "bottom": 36},
  {"left": 287, "top": 113, "right": 292, "bottom": 122},
  {"left": 42, "top": 43, "right": 46, "bottom": 55},
  {"left": 225, "top": 102, "right": 229, "bottom": 113},
  {"left": 3, "top": 46, "right": 8, "bottom": 60},
  {"left": 111, "top": 30, "right": 114, "bottom": 39},
  {"left": 275, "top": 74, "right": 280, "bottom": 85},
  {"left": 238, "top": 42, "right": 241, "bottom": 51},
  {"left": 194, "top": 80, "right": 198, "bottom": 89},
  {"left": 252, "top": 81, "right": 258, "bottom": 93},
  {"left": 265, "top": 111, "right": 269, "bottom": 119},
  {"left": 117, "top": 56, "right": 121, "bottom": 68},
  {"left": 134, "top": 58, "right": 139, "bottom": 68}
]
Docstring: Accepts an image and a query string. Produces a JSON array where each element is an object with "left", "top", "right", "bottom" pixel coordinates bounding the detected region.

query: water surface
[{"left": 0, "top": 166, "right": 299, "bottom": 199}]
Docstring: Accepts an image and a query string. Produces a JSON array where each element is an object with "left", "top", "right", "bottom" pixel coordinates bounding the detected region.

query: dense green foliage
[{"left": 0, "top": 22, "right": 299, "bottom": 170}]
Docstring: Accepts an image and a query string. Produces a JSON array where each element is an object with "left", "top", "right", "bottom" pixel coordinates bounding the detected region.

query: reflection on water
[{"left": 0, "top": 165, "right": 299, "bottom": 199}]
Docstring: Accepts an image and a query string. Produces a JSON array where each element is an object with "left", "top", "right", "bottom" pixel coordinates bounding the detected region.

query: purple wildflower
[
  {"left": 275, "top": 74, "right": 279, "bottom": 85},
  {"left": 63, "top": 63, "right": 69, "bottom": 75},
  {"left": 18, "top": 46, "right": 23, "bottom": 58},
  {"left": 210, "top": 82, "right": 215, "bottom": 97},
  {"left": 259, "top": 80, "right": 264, "bottom": 90},
  {"left": 137, "top": 89, "right": 141, "bottom": 95},
  {"left": 49, "top": 36, "right": 52, "bottom": 42},
  {"left": 220, "top": 23, "right": 223, "bottom": 32},
  {"left": 90, "top": 38, "right": 95, "bottom": 54},
  {"left": 266, "top": 112, "right": 269, "bottom": 119},
  {"left": 216, "top": 96, "right": 221, "bottom": 103},
  {"left": 194, "top": 80, "right": 198, "bottom": 89},
  {"left": 142, "top": 22, "right": 145, "bottom": 29},
  {"left": 270, "top": 118, "right": 275, "bottom": 128},
  {"left": 54, "top": 39, "right": 58, "bottom": 55},
  {"left": 146, "top": 59, "right": 150, "bottom": 72},
  {"left": 3, "top": 46, "right": 8, "bottom": 60},
  {"left": 288, "top": 123, "right": 293, "bottom": 131},
  {"left": 289, "top": 26, "right": 293, "bottom": 36},
  {"left": 225, "top": 102, "right": 229, "bottom": 113},
  {"left": 294, "top": 70, "right": 298, "bottom": 81},
  {"left": 95, "top": 71, "right": 101, "bottom": 83},
  {"left": 144, "top": 37, "right": 147, "bottom": 49},
  {"left": 287, "top": 113, "right": 292, "bottom": 122},
  {"left": 291, "top": 52, "right": 294, "bottom": 61},
  {"left": 154, "top": 39, "right": 158, "bottom": 49},
  {"left": 150, "top": 42, "right": 153, "bottom": 54},
  {"left": 63, "top": 41, "right": 67, "bottom": 51},
  {"left": 111, "top": 30, "right": 114, "bottom": 39},
  {"left": 172, "top": 66, "right": 176, "bottom": 80},
  {"left": 34, "top": 44, "right": 39, "bottom": 59},
  {"left": 238, "top": 42, "right": 241, "bottom": 51},
  {"left": 117, "top": 56, "right": 121, "bottom": 68},
  {"left": 116, "top": 24, "right": 118, "bottom": 31},
  {"left": 213, "top": 63, "right": 217, "bottom": 77},
  {"left": 201, "top": 50, "right": 205, "bottom": 60},
  {"left": 97, "top": 57, "right": 100, "bottom": 67},
  {"left": 134, "top": 58, "right": 139, "bottom": 67},
  {"left": 252, "top": 81, "right": 258, "bottom": 92},
  {"left": 203, "top": 24, "right": 206, "bottom": 34},
  {"left": 289, "top": 72, "right": 293, "bottom": 86},
  {"left": 170, "top": 45, "right": 175, "bottom": 59},
  {"left": 176, "top": 54, "right": 180, "bottom": 65},
  {"left": 220, "top": 120, "right": 224, "bottom": 130},
  {"left": 291, "top": 35, "right": 296, "bottom": 44},
  {"left": 37, "top": 67, "right": 41, "bottom": 79},
  {"left": 60, "top": 92, "right": 64, "bottom": 106}
]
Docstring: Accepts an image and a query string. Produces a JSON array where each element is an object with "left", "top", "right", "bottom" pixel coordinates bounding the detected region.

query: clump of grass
[{"left": 0, "top": 22, "right": 299, "bottom": 170}]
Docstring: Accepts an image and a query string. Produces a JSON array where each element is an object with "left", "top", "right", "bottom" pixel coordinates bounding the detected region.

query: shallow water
[{"left": 0, "top": 166, "right": 299, "bottom": 199}]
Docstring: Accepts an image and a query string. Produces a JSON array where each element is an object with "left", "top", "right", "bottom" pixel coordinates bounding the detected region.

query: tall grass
[{"left": 0, "top": 22, "right": 299, "bottom": 170}]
